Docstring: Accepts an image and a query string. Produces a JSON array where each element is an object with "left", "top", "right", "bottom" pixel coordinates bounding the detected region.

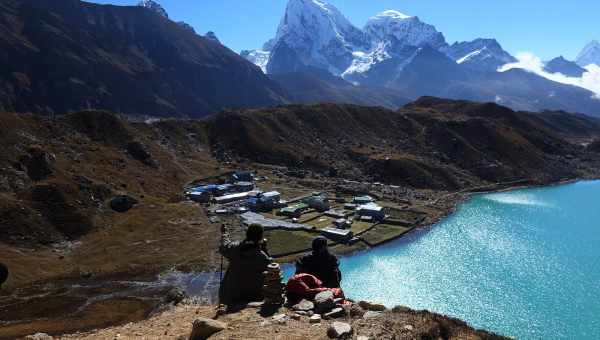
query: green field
[
  {"left": 265, "top": 229, "right": 316, "bottom": 256},
  {"left": 360, "top": 224, "right": 413, "bottom": 246}
]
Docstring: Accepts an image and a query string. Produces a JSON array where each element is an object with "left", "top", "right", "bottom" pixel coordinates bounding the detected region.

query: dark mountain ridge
[{"left": 0, "top": 0, "right": 287, "bottom": 118}]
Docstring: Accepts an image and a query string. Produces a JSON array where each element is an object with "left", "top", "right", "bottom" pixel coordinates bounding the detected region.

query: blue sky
[{"left": 90, "top": 0, "right": 599, "bottom": 60}]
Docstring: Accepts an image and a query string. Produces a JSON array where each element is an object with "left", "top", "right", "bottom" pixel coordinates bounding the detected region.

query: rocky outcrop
[
  {"left": 19, "top": 147, "right": 55, "bottom": 181},
  {"left": 126, "top": 141, "right": 157, "bottom": 167},
  {"left": 110, "top": 195, "right": 139, "bottom": 213},
  {"left": 189, "top": 317, "right": 227, "bottom": 340}
]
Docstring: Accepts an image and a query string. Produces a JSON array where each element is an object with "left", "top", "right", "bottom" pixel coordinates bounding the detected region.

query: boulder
[
  {"left": 358, "top": 301, "right": 386, "bottom": 311},
  {"left": 272, "top": 314, "right": 287, "bottom": 324},
  {"left": 324, "top": 307, "right": 345, "bottom": 319},
  {"left": 110, "top": 195, "right": 139, "bottom": 213},
  {"left": 309, "top": 314, "right": 322, "bottom": 323},
  {"left": 189, "top": 318, "right": 227, "bottom": 340},
  {"left": 349, "top": 303, "right": 365, "bottom": 317},
  {"left": 164, "top": 287, "right": 186, "bottom": 305},
  {"left": 292, "top": 299, "right": 314, "bottom": 312},
  {"left": 314, "top": 290, "right": 335, "bottom": 314},
  {"left": 246, "top": 301, "right": 264, "bottom": 308},
  {"left": 25, "top": 334, "right": 53, "bottom": 340},
  {"left": 327, "top": 321, "right": 352, "bottom": 339},
  {"left": 362, "top": 311, "right": 382, "bottom": 319}
]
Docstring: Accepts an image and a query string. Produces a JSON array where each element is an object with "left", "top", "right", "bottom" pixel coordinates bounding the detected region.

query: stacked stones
[{"left": 262, "top": 263, "right": 285, "bottom": 305}]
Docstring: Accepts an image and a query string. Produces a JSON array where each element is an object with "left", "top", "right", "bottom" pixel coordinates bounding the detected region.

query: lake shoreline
[{"left": 2, "top": 176, "right": 599, "bottom": 339}]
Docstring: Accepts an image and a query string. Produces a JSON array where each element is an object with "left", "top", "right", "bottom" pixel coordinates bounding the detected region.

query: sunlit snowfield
[{"left": 318, "top": 181, "right": 600, "bottom": 339}]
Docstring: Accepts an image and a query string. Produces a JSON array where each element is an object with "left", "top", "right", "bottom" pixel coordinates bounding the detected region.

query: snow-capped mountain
[
  {"left": 242, "top": 0, "right": 513, "bottom": 79},
  {"left": 544, "top": 56, "right": 586, "bottom": 77},
  {"left": 339, "top": 10, "right": 448, "bottom": 79},
  {"left": 238, "top": 0, "right": 600, "bottom": 116},
  {"left": 266, "top": 0, "right": 370, "bottom": 75},
  {"left": 443, "top": 39, "right": 516, "bottom": 72},
  {"left": 364, "top": 10, "right": 447, "bottom": 50},
  {"left": 240, "top": 50, "right": 270, "bottom": 73},
  {"left": 137, "top": 0, "right": 168, "bottom": 19},
  {"left": 576, "top": 40, "right": 600, "bottom": 67}
]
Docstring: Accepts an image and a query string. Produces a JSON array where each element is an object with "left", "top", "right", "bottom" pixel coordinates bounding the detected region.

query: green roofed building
[
  {"left": 279, "top": 203, "right": 309, "bottom": 218},
  {"left": 353, "top": 195, "right": 375, "bottom": 205}
]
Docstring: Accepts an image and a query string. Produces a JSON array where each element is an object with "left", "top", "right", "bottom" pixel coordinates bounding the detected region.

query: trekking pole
[
  {"left": 215, "top": 223, "right": 226, "bottom": 319},
  {"left": 219, "top": 223, "right": 225, "bottom": 284}
]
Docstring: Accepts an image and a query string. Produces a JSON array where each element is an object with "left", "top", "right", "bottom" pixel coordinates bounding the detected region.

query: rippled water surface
[{"left": 335, "top": 181, "right": 600, "bottom": 339}]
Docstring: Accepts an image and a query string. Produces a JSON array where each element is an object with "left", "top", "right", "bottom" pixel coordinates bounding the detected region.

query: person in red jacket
[{"left": 286, "top": 272, "right": 344, "bottom": 304}]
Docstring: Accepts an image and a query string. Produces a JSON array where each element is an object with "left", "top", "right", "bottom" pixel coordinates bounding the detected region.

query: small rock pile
[{"left": 262, "top": 263, "right": 285, "bottom": 306}]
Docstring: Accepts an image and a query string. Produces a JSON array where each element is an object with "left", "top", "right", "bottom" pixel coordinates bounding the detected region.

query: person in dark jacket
[
  {"left": 295, "top": 236, "right": 341, "bottom": 288},
  {"left": 0, "top": 263, "right": 8, "bottom": 288},
  {"left": 219, "top": 224, "right": 272, "bottom": 306}
]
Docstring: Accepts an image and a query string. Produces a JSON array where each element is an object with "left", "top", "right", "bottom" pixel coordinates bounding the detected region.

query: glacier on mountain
[
  {"left": 443, "top": 39, "right": 516, "bottom": 72},
  {"left": 364, "top": 10, "right": 447, "bottom": 50},
  {"left": 240, "top": 50, "right": 271, "bottom": 73},
  {"left": 242, "top": 0, "right": 514, "bottom": 80},
  {"left": 266, "top": 0, "right": 370, "bottom": 75}
]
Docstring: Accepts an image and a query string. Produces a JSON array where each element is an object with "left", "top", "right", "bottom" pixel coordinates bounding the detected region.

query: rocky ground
[{"left": 56, "top": 300, "right": 508, "bottom": 340}]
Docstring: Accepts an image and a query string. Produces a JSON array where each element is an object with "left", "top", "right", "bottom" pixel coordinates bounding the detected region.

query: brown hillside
[{"left": 209, "top": 100, "right": 600, "bottom": 189}]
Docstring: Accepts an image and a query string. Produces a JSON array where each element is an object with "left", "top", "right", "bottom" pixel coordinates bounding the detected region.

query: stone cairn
[{"left": 262, "top": 263, "right": 285, "bottom": 306}]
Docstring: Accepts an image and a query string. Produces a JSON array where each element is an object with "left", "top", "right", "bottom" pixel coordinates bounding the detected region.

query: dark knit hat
[
  {"left": 246, "top": 224, "right": 264, "bottom": 243},
  {"left": 312, "top": 236, "right": 328, "bottom": 253}
]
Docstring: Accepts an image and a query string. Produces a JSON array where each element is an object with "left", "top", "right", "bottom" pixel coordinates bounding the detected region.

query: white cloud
[{"left": 498, "top": 52, "right": 600, "bottom": 99}]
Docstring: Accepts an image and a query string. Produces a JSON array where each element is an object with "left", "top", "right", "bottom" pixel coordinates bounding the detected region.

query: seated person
[
  {"left": 0, "top": 263, "right": 7, "bottom": 288},
  {"left": 218, "top": 224, "right": 272, "bottom": 307},
  {"left": 286, "top": 272, "right": 344, "bottom": 304},
  {"left": 295, "top": 236, "right": 342, "bottom": 288}
]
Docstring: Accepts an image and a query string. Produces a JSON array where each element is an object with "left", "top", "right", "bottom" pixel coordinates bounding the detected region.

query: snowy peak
[
  {"left": 137, "top": 0, "right": 168, "bottom": 19},
  {"left": 364, "top": 11, "right": 447, "bottom": 50},
  {"left": 275, "top": 0, "right": 368, "bottom": 49},
  {"left": 372, "top": 10, "right": 412, "bottom": 20},
  {"left": 576, "top": 40, "right": 600, "bottom": 67},
  {"left": 266, "top": 0, "right": 369, "bottom": 74},
  {"left": 240, "top": 50, "right": 270, "bottom": 73},
  {"left": 443, "top": 38, "right": 515, "bottom": 72}
]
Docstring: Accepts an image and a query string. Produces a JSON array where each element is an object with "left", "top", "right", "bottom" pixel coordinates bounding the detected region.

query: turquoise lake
[{"left": 290, "top": 181, "right": 600, "bottom": 339}]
